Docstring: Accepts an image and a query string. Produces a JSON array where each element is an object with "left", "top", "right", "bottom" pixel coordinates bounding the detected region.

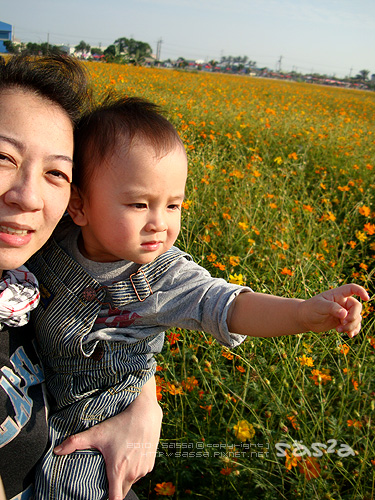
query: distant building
[{"left": 0, "top": 21, "right": 12, "bottom": 53}]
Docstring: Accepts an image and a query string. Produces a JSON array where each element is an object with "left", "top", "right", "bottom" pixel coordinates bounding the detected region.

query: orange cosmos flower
[
  {"left": 236, "top": 365, "right": 246, "bottom": 373},
  {"left": 303, "top": 204, "right": 314, "bottom": 212},
  {"left": 213, "top": 262, "right": 226, "bottom": 270},
  {"left": 199, "top": 404, "right": 212, "bottom": 416},
  {"left": 340, "top": 344, "right": 350, "bottom": 355},
  {"left": 222, "top": 350, "right": 234, "bottom": 360},
  {"left": 167, "top": 332, "right": 181, "bottom": 345},
  {"left": 285, "top": 449, "right": 299, "bottom": 470},
  {"left": 358, "top": 205, "right": 371, "bottom": 217},
  {"left": 364, "top": 223, "right": 375, "bottom": 235},
  {"left": 154, "top": 482, "right": 176, "bottom": 496},
  {"left": 310, "top": 369, "right": 332, "bottom": 385},
  {"left": 220, "top": 466, "right": 233, "bottom": 475},
  {"left": 166, "top": 382, "right": 184, "bottom": 395},
  {"left": 207, "top": 253, "right": 217, "bottom": 262},
  {"left": 156, "top": 385, "right": 163, "bottom": 401},
  {"left": 347, "top": 419, "right": 362, "bottom": 429},
  {"left": 281, "top": 267, "right": 293, "bottom": 276},
  {"left": 229, "top": 256, "right": 240, "bottom": 267},
  {"left": 298, "top": 457, "right": 321, "bottom": 480},
  {"left": 351, "top": 379, "right": 359, "bottom": 391},
  {"left": 181, "top": 376, "right": 199, "bottom": 392},
  {"left": 287, "top": 414, "right": 300, "bottom": 430}
]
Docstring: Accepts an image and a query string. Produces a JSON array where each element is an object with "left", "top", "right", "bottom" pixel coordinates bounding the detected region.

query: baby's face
[{"left": 74, "top": 141, "right": 187, "bottom": 264}]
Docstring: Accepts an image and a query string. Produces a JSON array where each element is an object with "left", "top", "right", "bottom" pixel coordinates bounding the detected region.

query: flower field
[{"left": 86, "top": 62, "right": 375, "bottom": 499}]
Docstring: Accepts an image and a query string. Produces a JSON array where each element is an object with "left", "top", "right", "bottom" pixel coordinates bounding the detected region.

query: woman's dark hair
[
  {"left": 73, "top": 95, "right": 185, "bottom": 192},
  {"left": 0, "top": 54, "right": 89, "bottom": 125}
]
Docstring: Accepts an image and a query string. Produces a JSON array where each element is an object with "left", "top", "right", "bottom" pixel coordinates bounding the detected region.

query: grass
[{"left": 86, "top": 62, "right": 375, "bottom": 499}]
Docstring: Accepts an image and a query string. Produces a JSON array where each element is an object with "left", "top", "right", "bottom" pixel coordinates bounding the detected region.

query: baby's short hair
[{"left": 73, "top": 95, "right": 184, "bottom": 192}]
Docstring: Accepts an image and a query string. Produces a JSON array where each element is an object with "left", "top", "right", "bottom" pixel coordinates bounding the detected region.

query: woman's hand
[{"left": 53, "top": 376, "right": 162, "bottom": 500}]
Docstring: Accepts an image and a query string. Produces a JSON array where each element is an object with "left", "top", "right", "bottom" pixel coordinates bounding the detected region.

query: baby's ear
[{"left": 67, "top": 184, "right": 87, "bottom": 226}]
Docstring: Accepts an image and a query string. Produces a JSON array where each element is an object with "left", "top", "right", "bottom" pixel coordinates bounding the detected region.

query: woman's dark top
[{"left": 0, "top": 323, "right": 48, "bottom": 499}]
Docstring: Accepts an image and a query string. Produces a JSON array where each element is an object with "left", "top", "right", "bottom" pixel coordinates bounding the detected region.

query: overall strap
[{"left": 108, "top": 247, "right": 191, "bottom": 308}]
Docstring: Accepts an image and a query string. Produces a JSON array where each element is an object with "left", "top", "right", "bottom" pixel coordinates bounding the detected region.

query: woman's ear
[{"left": 67, "top": 184, "right": 88, "bottom": 226}]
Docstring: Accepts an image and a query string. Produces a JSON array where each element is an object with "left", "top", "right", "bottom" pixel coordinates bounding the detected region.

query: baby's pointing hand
[{"left": 300, "top": 284, "right": 370, "bottom": 338}]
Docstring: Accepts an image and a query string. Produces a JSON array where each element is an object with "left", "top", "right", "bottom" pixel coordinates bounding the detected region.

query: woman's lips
[{"left": 0, "top": 224, "right": 33, "bottom": 246}]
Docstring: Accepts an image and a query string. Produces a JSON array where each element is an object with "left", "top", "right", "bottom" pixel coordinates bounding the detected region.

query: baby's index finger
[{"left": 336, "top": 284, "right": 370, "bottom": 302}]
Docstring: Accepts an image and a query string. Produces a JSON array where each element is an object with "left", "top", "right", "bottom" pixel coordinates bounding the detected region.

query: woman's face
[{"left": 0, "top": 89, "right": 74, "bottom": 276}]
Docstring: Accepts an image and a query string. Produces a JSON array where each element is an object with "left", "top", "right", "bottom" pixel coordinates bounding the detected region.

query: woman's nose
[{"left": 4, "top": 173, "right": 44, "bottom": 212}]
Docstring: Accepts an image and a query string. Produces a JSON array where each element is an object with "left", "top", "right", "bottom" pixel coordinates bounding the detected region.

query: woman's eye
[
  {"left": 47, "top": 170, "right": 71, "bottom": 182},
  {"left": 0, "top": 152, "right": 17, "bottom": 166}
]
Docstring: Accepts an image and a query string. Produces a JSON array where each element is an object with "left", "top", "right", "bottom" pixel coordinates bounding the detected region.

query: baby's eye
[
  {"left": 131, "top": 203, "right": 147, "bottom": 209},
  {"left": 168, "top": 204, "right": 181, "bottom": 210}
]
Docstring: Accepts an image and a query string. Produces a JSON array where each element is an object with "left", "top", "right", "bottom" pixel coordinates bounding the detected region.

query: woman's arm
[{"left": 54, "top": 376, "right": 162, "bottom": 500}]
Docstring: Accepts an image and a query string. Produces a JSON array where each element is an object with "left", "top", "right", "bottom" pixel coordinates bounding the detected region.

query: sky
[{"left": 2, "top": 0, "right": 374, "bottom": 78}]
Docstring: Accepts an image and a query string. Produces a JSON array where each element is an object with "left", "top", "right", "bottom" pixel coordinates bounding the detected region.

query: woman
[{"left": 0, "top": 54, "right": 162, "bottom": 500}]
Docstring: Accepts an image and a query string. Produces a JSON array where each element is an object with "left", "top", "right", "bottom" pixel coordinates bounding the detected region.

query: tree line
[
  {"left": 4, "top": 36, "right": 152, "bottom": 65},
  {"left": 3, "top": 38, "right": 373, "bottom": 83}
]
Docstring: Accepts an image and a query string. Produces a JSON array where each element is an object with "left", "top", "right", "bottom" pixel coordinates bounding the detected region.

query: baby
[{"left": 28, "top": 96, "right": 368, "bottom": 500}]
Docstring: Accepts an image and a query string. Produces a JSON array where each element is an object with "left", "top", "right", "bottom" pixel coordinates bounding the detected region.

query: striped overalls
[{"left": 27, "top": 240, "right": 188, "bottom": 500}]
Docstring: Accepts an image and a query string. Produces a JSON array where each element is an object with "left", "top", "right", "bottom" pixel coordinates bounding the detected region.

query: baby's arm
[
  {"left": 53, "top": 376, "right": 162, "bottom": 500},
  {"left": 227, "top": 284, "right": 369, "bottom": 339}
]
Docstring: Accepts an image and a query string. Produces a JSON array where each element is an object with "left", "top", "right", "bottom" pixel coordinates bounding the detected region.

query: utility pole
[
  {"left": 156, "top": 38, "right": 163, "bottom": 62},
  {"left": 47, "top": 33, "right": 49, "bottom": 53},
  {"left": 276, "top": 55, "right": 282, "bottom": 72}
]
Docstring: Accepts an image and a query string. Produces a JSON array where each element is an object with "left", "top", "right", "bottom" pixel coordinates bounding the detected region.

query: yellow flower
[
  {"left": 233, "top": 420, "right": 255, "bottom": 442},
  {"left": 229, "top": 273, "right": 245, "bottom": 286},
  {"left": 302, "top": 342, "right": 313, "bottom": 353},
  {"left": 298, "top": 355, "right": 314, "bottom": 367},
  {"left": 356, "top": 231, "right": 367, "bottom": 242},
  {"left": 238, "top": 221, "right": 249, "bottom": 231},
  {"left": 182, "top": 199, "right": 192, "bottom": 210}
]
